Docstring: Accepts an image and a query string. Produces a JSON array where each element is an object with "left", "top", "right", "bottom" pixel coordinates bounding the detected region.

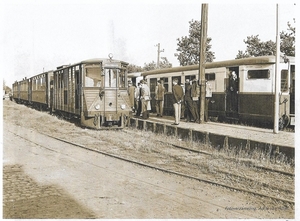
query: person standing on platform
[
  {"left": 155, "top": 80, "right": 165, "bottom": 117},
  {"left": 135, "top": 83, "right": 142, "bottom": 117},
  {"left": 185, "top": 79, "right": 198, "bottom": 122},
  {"left": 128, "top": 81, "right": 136, "bottom": 113},
  {"left": 171, "top": 78, "right": 184, "bottom": 125},
  {"left": 180, "top": 82, "right": 185, "bottom": 119},
  {"left": 191, "top": 79, "right": 200, "bottom": 123},
  {"left": 141, "top": 80, "right": 151, "bottom": 119}
]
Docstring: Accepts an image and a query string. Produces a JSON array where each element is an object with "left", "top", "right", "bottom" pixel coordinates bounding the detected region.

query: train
[
  {"left": 128, "top": 55, "right": 295, "bottom": 130},
  {"left": 12, "top": 55, "right": 132, "bottom": 129}
]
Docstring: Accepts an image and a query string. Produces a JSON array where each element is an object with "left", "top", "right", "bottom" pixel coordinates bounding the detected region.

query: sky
[{"left": 0, "top": 0, "right": 297, "bottom": 88}]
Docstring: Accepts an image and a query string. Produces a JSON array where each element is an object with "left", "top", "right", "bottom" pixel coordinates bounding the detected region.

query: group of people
[
  {"left": 127, "top": 78, "right": 200, "bottom": 125},
  {"left": 128, "top": 80, "right": 152, "bottom": 119},
  {"left": 171, "top": 78, "right": 199, "bottom": 125}
]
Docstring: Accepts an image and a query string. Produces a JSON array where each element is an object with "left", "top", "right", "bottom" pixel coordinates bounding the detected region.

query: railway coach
[
  {"left": 12, "top": 71, "right": 53, "bottom": 110},
  {"left": 140, "top": 55, "right": 295, "bottom": 129},
  {"left": 52, "top": 55, "right": 131, "bottom": 129}
]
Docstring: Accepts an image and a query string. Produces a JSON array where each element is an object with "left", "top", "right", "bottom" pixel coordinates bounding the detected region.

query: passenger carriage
[
  {"left": 12, "top": 78, "right": 30, "bottom": 104},
  {"left": 141, "top": 55, "right": 295, "bottom": 129},
  {"left": 52, "top": 56, "right": 131, "bottom": 129},
  {"left": 29, "top": 71, "right": 53, "bottom": 110},
  {"left": 12, "top": 81, "right": 20, "bottom": 102}
]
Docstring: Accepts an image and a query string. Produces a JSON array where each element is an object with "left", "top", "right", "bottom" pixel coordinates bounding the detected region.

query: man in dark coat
[
  {"left": 155, "top": 80, "right": 165, "bottom": 117},
  {"left": 172, "top": 78, "right": 184, "bottom": 125},
  {"left": 185, "top": 79, "right": 198, "bottom": 122}
]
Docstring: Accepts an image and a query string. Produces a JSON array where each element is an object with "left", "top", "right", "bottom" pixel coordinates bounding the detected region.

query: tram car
[
  {"left": 12, "top": 71, "right": 53, "bottom": 110},
  {"left": 12, "top": 55, "right": 132, "bottom": 129},
  {"left": 140, "top": 55, "right": 295, "bottom": 129}
]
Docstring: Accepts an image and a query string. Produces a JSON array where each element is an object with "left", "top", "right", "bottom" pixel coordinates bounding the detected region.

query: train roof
[
  {"left": 55, "top": 58, "right": 129, "bottom": 70},
  {"left": 141, "top": 55, "right": 295, "bottom": 77},
  {"left": 128, "top": 72, "right": 142, "bottom": 77},
  {"left": 81, "top": 58, "right": 129, "bottom": 65}
]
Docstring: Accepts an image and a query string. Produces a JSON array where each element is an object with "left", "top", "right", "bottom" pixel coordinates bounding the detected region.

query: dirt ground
[{"left": 2, "top": 100, "right": 295, "bottom": 219}]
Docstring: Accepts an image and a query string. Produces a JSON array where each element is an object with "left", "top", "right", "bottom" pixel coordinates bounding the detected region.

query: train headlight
[
  {"left": 95, "top": 104, "right": 100, "bottom": 110},
  {"left": 120, "top": 104, "right": 126, "bottom": 110}
]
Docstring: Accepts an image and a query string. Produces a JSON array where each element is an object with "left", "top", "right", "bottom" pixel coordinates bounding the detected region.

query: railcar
[
  {"left": 13, "top": 77, "right": 30, "bottom": 104},
  {"left": 12, "top": 55, "right": 132, "bottom": 130},
  {"left": 12, "top": 81, "right": 20, "bottom": 102},
  {"left": 12, "top": 72, "right": 53, "bottom": 110},
  {"left": 140, "top": 55, "right": 295, "bottom": 129},
  {"left": 52, "top": 56, "right": 131, "bottom": 129},
  {"left": 29, "top": 71, "right": 53, "bottom": 110}
]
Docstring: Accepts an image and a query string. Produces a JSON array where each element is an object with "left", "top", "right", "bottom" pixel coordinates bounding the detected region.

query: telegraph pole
[
  {"left": 199, "top": 4, "right": 208, "bottom": 123},
  {"left": 273, "top": 4, "right": 280, "bottom": 133},
  {"left": 155, "top": 43, "right": 164, "bottom": 68}
]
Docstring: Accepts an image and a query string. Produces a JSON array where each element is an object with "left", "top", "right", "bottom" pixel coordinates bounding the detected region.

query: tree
[
  {"left": 143, "top": 61, "right": 157, "bottom": 71},
  {"left": 143, "top": 57, "right": 171, "bottom": 70},
  {"left": 280, "top": 22, "right": 295, "bottom": 56},
  {"left": 127, "top": 64, "right": 143, "bottom": 73},
  {"left": 158, "top": 57, "right": 172, "bottom": 69},
  {"left": 175, "top": 19, "right": 215, "bottom": 66},
  {"left": 236, "top": 22, "right": 295, "bottom": 59},
  {"left": 235, "top": 35, "right": 276, "bottom": 59},
  {"left": 236, "top": 50, "right": 251, "bottom": 59}
]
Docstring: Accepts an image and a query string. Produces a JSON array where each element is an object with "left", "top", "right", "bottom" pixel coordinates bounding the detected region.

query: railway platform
[{"left": 129, "top": 114, "right": 295, "bottom": 159}]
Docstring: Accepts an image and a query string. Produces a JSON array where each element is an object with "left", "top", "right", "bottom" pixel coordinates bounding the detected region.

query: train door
[
  {"left": 225, "top": 67, "right": 239, "bottom": 120},
  {"left": 28, "top": 79, "right": 32, "bottom": 104},
  {"left": 75, "top": 65, "right": 81, "bottom": 115},
  {"left": 289, "top": 65, "right": 295, "bottom": 125}
]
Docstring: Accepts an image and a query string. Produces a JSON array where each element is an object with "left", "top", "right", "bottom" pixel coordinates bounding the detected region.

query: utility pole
[
  {"left": 273, "top": 4, "right": 280, "bottom": 133},
  {"left": 199, "top": 4, "right": 208, "bottom": 123},
  {"left": 155, "top": 43, "right": 164, "bottom": 68}
]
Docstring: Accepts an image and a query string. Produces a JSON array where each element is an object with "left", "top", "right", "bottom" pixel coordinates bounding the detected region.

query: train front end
[{"left": 81, "top": 57, "right": 131, "bottom": 129}]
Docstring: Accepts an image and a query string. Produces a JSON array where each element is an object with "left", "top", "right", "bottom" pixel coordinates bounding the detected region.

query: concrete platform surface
[{"left": 130, "top": 114, "right": 294, "bottom": 158}]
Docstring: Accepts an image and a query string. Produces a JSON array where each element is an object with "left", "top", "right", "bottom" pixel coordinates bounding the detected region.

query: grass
[{"left": 126, "top": 128, "right": 294, "bottom": 174}]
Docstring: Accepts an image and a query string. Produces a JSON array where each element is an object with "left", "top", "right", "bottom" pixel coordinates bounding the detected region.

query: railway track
[
  {"left": 8, "top": 127, "right": 294, "bottom": 206},
  {"left": 156, "top": 139, "right": 294, "bottom": 176}
]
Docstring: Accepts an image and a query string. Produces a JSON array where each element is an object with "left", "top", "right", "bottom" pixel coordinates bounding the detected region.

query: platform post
[
  {"left": 273, "top": 4, "right": 280, "bottom": 134},
  {"left": 199, "top": 4, "right": 208, "bottom": 123}
]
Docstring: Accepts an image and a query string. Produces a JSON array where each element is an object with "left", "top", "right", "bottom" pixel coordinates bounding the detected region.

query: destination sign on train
[{"left": 103, "top": 62, "right": 120, "bottom": 68}]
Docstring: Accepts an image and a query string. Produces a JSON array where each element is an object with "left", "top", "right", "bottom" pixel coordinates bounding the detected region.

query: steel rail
[
  {"left": 43, "top": 132, "right": 295, "bottom": 205},
  {"left": 8, "top": 129, "right": 293, "bottom": 205},
  {"left": 123, "top": 129, "right": 294, "bottom": 177}
]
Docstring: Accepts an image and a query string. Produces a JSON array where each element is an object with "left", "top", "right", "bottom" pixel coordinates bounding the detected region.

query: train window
[
  {"left": 205, "top": 73, "right": 215, "bottom": 81},
  {"left": 281, "top": 70, "right": 289, "bottom": 92},
  {"left": 288, "top": 65, "right": 295, "bottom": 95},
  {"left": 85, "top": 65, "right": 102, "bottom": 87},
  {"left": 63, "top": 69, "right": 68, "bottom": 89},
  {"left": 33, "top": 79, "right": 36, "bottom": 91},
  {"left": 185, "top": 75, "right": 197, "bottom": 84},
  {"left": 159, "top": 77, "right": 168, "bottom": 92},
  {"left": 104, "top": 69, "right": 118, "bottom": 88},
  {"left": 247, "top": 69, "right": 270, "bottom": 79},
  {"left": 39, "top": 78, "right": 43, "bottom": 90},
  {"left": 150, "top": 78, "right": 157, "bottom": 92},
  {"left": 119, "top": 69, "right": 125, "bottom": 88},
  {"left": 59, "top": 72, "right": 63, "bottom": 88}
]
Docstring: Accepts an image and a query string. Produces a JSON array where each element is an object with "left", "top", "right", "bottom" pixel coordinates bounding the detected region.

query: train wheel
[{"left": 279, "top": 114, "right": 290, "bottom": 130}]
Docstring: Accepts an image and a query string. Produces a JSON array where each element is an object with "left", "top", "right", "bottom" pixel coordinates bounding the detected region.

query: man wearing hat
[
  {"left": 185, "top": 79, "right": 198, "bottom": 122},
  {"left": 172, "top": 78, "right": 184, "bottom": 125},
  {"left": 155, "top": 80, "right": 165, "bottom": 117},
  {"left": 140, "top": 79, "right": 151, "bottom": 119}
]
